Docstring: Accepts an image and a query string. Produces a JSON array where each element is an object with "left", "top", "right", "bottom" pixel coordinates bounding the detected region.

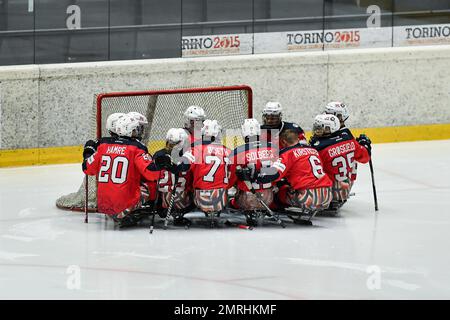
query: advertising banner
[
  {"left": 182, "top": 33, "right": 253, "bottom": 57},
  {"left": 182, "top": 23, "right": 450, "bottom": 57},
  {"left": 393, "top": 23, "right": 450, "bottom": 47}
]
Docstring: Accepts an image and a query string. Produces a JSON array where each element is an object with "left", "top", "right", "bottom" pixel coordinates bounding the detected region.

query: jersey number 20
[{"left": 98, "top": 155, "right": 129, "bottom": 184}]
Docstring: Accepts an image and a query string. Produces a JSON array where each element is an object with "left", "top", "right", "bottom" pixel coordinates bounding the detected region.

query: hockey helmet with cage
[
  {"left": 184, "top": 105, "right": 206, "bottom": 130},
  {"left": 127, "top": 111, "right": 148, "bottom": 125},
  {"left": 115, "top": 114, "right": 141, "bottom": 138},
  {"left": 241, "top": 118, "right": 261, "bottom": 139},
  {"left": 312, "top": 114, "right": 340, "bottom": 137},
  {"left": 106, "top": 113, "right": 125, "bottom": 135},
  {"left": 127, "top": 111, "right": 148, "bottom": 139},
  {"left": 201, "top": 119, "right": 221, "bottom": 138},
  {"left": 166, "top": 128, "right": 188, "bottom": 147},
  {"left": 262, "top": 101, "right": 282, "bottom": 127},
  {"left": 324, "top": 101, "right": 349, "bottom": 122}
]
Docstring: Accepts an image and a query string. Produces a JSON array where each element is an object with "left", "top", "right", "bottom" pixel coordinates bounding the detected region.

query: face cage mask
[{"left": 263, "top": 113, "right": 282, "bottom": 126}]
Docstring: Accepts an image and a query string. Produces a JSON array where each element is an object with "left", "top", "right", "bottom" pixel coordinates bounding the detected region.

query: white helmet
[
  {"left": 184, "top": 105, "right": 206, "bottom": 129},
  {"left": 166, "top": 128, "right": 188, "bottom": 146},
  {"left": 201, "top": 119, "right": 221, "bottom": 138},
  {"left": 127, "top": 112, "right": 148, "bottom": 138},
  {"left": 106, "top": 113, "right": 125, "bottom": 134},
  {"left": 127, "top": 112, "right": 148, "bottom": 125},
  {"left": 263, "top": 101, "right": 282, "bottom": 116},
  {"left": 241, "top": 118, "right": 261, "bottom": 139},
  {"left": 313, "top": 114, "right": 340, "bottom": 136},
  {"left": 324, "top": 101, "right": 349, "bottom": 122},
  {"left": 115, "top": 114, "right": 141, "bottom": 138}
]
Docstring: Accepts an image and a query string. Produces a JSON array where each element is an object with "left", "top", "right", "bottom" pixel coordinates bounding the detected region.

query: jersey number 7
[{"left": 203, "top": 155, "right": 230, "bottom": 184}]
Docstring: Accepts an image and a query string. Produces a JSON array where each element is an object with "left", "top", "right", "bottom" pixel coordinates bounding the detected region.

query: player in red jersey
[
  {"left": 183, "top": 105, "right": 206, "bottom": 144},
  {"left": 321, "top": 101, "right": 370, "bottom": 183},
  {"left": 149, "top": 128, "right": 194, "bottom": 226},
  {"left": 255, "top": 128, "right": 333, "bottom": 223},
  {"left": 228, "top": 118, "right": 279, "bottom": 225},
  {"left": 260, "top": 101, "right": 306, "bottom": 149},
  {"left": 323, "top": 101, "right": 350, "bottom": 131},
  {"left": 83, "top": 114, "right": 156, "bottom": 228},
  {"left": 309, "top": 114, "right": 371, "bottom": 212},
  {"left": 177, "top": 119, "right": 231, "bottom": 227}
]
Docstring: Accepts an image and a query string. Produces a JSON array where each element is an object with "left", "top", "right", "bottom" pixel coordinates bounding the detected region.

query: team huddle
[{"left": 82, "top": 101, "right": 372, "bottom": 229}]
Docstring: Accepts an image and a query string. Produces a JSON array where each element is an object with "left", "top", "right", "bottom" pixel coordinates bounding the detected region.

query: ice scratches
[
  {"left": 285, "top": 257, "right": 427, "bottom": 276},
  {"left": 383, "top": 279, "right": 421, "bottom": 291},
  {"left": 92, "top": 251, "right": 174, "bottom": 260},
  {"left": 2, "top": 235, "right": 34, "bottom": 242},
  {"left": 0, "top": 251, "right": 39, "bottom": 261},
  {"left": 18, "top": 208, "right": 37, "bottom": 218},
  {"left": 8, "top": 219, "right": 65, "bottom": 241}
]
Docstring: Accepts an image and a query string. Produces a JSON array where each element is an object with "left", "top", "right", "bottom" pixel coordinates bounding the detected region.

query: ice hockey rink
[{"left": 1, "top": 139, "right": 449, "bottom": 300}]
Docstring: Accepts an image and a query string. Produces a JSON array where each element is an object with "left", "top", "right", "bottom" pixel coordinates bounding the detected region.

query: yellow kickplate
[{"left": 1, "top": 123, "right": 449, "bottom": 168}]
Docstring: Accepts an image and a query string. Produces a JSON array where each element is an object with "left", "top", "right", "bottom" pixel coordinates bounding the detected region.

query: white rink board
[{"left": 1, "top": 140, "right": 450, "bottom": 299}]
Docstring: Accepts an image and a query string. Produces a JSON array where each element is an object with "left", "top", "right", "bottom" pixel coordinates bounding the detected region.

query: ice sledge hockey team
[{"left": 82, "top": 101, "right": 372, "bottom": 229}]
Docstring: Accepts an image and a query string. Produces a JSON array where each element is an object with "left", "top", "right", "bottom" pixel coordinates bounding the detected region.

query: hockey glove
[
  {"left": 236, "top": 167, "right": 254, "bottom": 182},
  {"left": 276, "top": 178, "right": 290, "bottom": 188},
  {"left": 83, "top": 139, "right": 97, "bottom": 160},
  {"left": 356, "top": 134, "right": 372, "bottom": 155},
  {"left": 154, "top": 154, "right": 173, "bottom": 170}
]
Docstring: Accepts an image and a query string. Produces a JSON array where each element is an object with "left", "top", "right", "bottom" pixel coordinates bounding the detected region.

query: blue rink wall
[{"left": 0, "top": 45, "right": 450, "bottom": 167}]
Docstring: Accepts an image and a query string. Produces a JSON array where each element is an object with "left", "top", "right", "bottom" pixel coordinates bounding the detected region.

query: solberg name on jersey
[
  {"left": 327, "top": 141, "right": 356, "bottom": 158},
  {"left": 245, "top": 149, "right": 275, "bottom": 162}
]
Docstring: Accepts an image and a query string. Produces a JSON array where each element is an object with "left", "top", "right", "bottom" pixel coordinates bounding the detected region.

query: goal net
[{"left": 56, "top": 85, "right": 253, "bottom": 212}]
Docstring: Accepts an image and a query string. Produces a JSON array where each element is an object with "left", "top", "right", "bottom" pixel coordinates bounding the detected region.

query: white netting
[{"left": 56, "top": 85, "right": 252, "bottom": 212}]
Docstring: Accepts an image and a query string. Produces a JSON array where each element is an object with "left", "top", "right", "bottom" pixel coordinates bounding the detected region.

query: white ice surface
[{"left": 1, "top": 140, "right": 450, "bottom": 300}]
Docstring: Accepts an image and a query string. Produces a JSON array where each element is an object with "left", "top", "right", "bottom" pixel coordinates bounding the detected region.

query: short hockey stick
[
  {"left": 369, "top": 159, "right": 379, "bottom": 212},
  {"left": 163, "top": 173, "right": 179, "bottom": 230},
  {"left": 149, "top": 178, "right": 161, "bottom": 234},
  {"left": 84, "top": 174, "right": 89, "bottom": 223}
]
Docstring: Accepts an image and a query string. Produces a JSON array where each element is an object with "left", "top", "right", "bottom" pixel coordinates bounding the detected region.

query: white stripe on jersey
[
  {"left": 87, "top": 154, "right": 95, "bottom": 165},
  {"left": 273, "top": 160, "right": 286, "bottom": 172}
]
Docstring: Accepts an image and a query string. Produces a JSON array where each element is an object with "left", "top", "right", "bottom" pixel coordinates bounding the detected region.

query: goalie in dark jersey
[{"left": 260, "top": 101, "right": 306, "bottom": 148}]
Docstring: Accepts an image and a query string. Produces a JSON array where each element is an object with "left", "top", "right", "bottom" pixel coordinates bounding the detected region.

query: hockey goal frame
[{"left": 96, "top": 85, "right": 253, "bottom": 139}]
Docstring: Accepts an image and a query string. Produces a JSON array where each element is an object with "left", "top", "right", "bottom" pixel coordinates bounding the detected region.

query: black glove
[
  {"left": 83, "top": 139, "right": 97, "bottom": 159},
  {"left": 356, "top": 134, "right": 372, "bottom": 155},
  {"left": 236, "top": 167, "right": 254, "bottom": 182},
  {"left": 154, "top": 154, "right": 173, "bottom": 170},
  {"left": 276, "top": 179, "right": 290, "bottom": 188}
]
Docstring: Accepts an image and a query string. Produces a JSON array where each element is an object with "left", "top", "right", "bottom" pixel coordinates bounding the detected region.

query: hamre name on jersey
[
  {"left": 327, "top": 141, "right": 356, "bottom": 158},
  {"left": 293, "top": 148, "right": 319, "bottom": 158},
  {"left": 106, "top": 145, "right": 127, "bottom": 155}
]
